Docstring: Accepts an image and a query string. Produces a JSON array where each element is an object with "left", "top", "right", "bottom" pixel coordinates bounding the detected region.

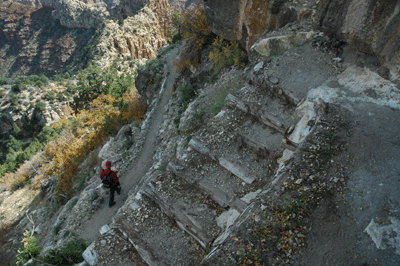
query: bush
[
  {"left": 42, "top": 237, "right": 88, "bottom": 265},
  {"left": 208, "top": 37, "right": 247, "bottom": 73},
  {"left": 0, "top": 78, "right": 8, "bottom": 85},
  {"left": 57, "top": 92, "right": 65, "bottom": 101},
  {"left": 9, "top": 93, "right": 19, "bottom": 105},
  {"left": 178, "top": 83, "right": 195, "bottom": 107},
  {"left": 35, "top": 102, "right": 46, "bottom": 112},
  {"left": 72, "top": 63, "right": 134, "bottom": 111},
  {"left": 172, "top": 3, "right": 215, "bottom": 72},
  {"left": 16, "top": 231, "right": 40, "bottom": 266},
  {"left": 11, "top": 83, "right": 27, "bottom": 93},
  {"left": 46, "top": 91, "right": 56, "bottom": 102}
]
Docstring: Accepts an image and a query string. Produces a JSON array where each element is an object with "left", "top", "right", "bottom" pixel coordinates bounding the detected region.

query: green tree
[
  {"left": 13, "top": 123, "right": 22, "bottom": 138},
  {"left": 7, "top": 135, "right": 23, "bottom": 152},
  {"left": 73, "top": 64, "right": 133, "bottom": 110}
]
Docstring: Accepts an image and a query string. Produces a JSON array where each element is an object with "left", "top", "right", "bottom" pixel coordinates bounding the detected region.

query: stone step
[
  {"left": 168, "top": 162, "right": 248, "bottom": 212},
  {"left": 188, "top": 138, "right": 258, "bottom": 184},
  {"left": 218, "top": 157, "right": 257, "bottom": 184},
  {"left": 188, "top": 138, "right": 218, "bottom": 162},
  {"left": 114, "top": 217, "right": 166, "bottom": 266},
  {"left": 224, "top": 94, "right": 286, "bottom": 134},
  {"left": 141, "top": 183, "right": 214, "bottom": 249},
  {"left": 237, "top": 131, "right": 270, "bottom": 158}
]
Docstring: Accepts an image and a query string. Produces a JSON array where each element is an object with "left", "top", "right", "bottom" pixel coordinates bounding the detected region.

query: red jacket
[{"left": 100, "top": 168, "right": 119, "bottom": 186}]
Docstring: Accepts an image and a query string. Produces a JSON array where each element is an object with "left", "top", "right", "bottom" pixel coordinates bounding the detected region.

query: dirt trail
[{"left": 78, "top": 47, "right": 179, "bottom": 241}]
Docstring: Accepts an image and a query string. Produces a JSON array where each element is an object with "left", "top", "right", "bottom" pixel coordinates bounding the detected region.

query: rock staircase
[{"left": 83, "top": 65, "right": 326, "bottom": 265}]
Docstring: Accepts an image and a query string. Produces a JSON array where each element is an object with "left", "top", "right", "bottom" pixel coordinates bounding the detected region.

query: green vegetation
[
  {"left": 16, "top": 231, "right": 88, "bottom": 266},
  {"left": 207, "top": 89, "right": 229, "bottom": 115},
  {"left": 72, "top": 63, "right": 134, "bottom": 110},
  {"left": 9, "top": 93, "right": 18, "bottom": 105},
  {"left": 177, "top": 83, "right": 195, "bottom": 108},
  {"left": 0, "top": 126, "right": 62, "bottom": 184},
  {"left": 16, "top": 231, "right": 40, "bottom": 266},
  {"left": 208, "top": 37, "right": 247, "bottom": 73},
  {"left": 0, "top": 78, "right": 8, "bottom": 85},
  {"left": 15, "top": 74, "right": 49, "bottom": 88}
]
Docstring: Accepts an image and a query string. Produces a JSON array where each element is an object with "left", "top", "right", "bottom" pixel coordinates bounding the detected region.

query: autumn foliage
[
  {"left": 172, "top": 3, "right": 215, "bottom": 72},
  {"left": 172, "top": 4, "right": 247, "bottom": 74},
  {"left": 43, "top": 91, "right": 146, "bottom": 196},
  {"left": 208, "top": 37, "right": 247, "bottom": 73}
]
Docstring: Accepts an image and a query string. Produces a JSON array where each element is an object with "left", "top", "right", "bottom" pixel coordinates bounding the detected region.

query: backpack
[{"left": 102, "top": 170, "right": 113, "bottom": 188}]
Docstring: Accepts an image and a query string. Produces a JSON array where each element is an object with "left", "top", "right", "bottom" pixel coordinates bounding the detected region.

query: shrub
[
  {"left": 16, "top": 231, "right": 40, "bottom": 266},
  {"left": 9, "top": 93, "right": 19, "bottom": 105},
  {"left": 172, "top": 3, "right": 214, "bottom": 72},
  {"left": 208, "top": 37, "right": 247, "bottom": 73},
  {"left": 35, "top": 102, "right": 46, "bottom": 112},
  {"left": 44, "top": 91, "right": 146, "bottom": 195},
  {"left": 72, "top": 63, "right": 134, "bottom": 111},
  {"left": 178, "top": 83, "right": 195, "bottom": 107},
  {"left": 0, "top": 78, "right": 8, "bottom": 85},
  {"left": 207, "top": 89, "right": 229, "bottom": 115},
  {"left": 57, "top": 92, "right": 65, "bottom": 101},
  {"left": 46, "top": 91, "right": 56, "bottom": 102},
  {"left": 42, "top": 237, "right": 88, "bottom": 265}
]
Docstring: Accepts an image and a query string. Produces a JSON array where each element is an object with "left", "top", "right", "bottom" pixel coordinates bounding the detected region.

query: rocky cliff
[
  {"left": 0, "top": 0, "right": 171, "bottom": 78},
  {"left": 93, "top": 0, "right": 171, "bottom": 68},
  {"left": 204, "top": 0, "right": 400, "bottom": 81},
  {"left": 315, "top": 0, "right": 400, "bottom": 80},
  {"left": 0, "top": 0, "right": 99, "bottom": 78}
]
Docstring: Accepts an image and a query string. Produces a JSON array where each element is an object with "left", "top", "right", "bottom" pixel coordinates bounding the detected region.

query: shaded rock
[
  {"left": 204, "top": 0, "right": 275, "bottom": 52},
  {"left": 315, "top": 0, "right": 400, "bottom": 80}
]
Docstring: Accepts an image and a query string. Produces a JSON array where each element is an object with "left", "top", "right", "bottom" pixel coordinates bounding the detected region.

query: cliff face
[
  {"left": 0, "top": 0, "right": 97, "bottom": 78},
  {"left": 315, "top": 0, "right": 400, "bottom": 80},
  {"left": 0, "top": 0, "right": 171, "bottom": 78},
  {"left": 203, "top": 0, "right": 302, "bottom": 52},
  {"left": 94, "top": 0, "right": 171, "bottom": 68},
  {"left": 204, "top": 0, "right": 400, "bottom": 80}
]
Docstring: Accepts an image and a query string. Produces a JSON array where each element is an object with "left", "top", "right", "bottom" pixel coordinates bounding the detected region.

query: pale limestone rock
[{"left": 251, "top": 32, "right": 317, "bottom": 58}]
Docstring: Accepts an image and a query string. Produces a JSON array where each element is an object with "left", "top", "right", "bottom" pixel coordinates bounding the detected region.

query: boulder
[{"left": 250, "top": 31, "right": 318, "bottom": 58}]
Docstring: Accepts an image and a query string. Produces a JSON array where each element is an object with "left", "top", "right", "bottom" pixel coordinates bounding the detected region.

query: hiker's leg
[
  {"left": 109, "top": 187, "right": 115, "bottom": 206},
  {"left": 116, "top": 182, "right": 121, "bottom": 194}
]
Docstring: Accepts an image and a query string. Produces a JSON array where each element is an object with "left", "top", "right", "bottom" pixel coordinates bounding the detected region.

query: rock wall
[
  {"left": 315, "top": 0, "right": 400, "bottom": 80},
  {"left": 94, "top": 0, "right": 171, "bottom": 68},
  {"left": 203, "top": 0, "right": 302, "bottom": 52},
  {"left": 0, "top": 0, "right": 98, "bottom": 77}
]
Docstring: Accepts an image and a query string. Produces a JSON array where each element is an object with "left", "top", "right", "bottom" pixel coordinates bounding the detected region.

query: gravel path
[{"left": 78, "top": 46, "right": 179, "bottom": 241}]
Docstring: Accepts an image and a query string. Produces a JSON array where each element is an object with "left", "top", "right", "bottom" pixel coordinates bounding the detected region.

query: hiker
[{"left": 100, "top": 161, "right": 121, "bottom": 207}]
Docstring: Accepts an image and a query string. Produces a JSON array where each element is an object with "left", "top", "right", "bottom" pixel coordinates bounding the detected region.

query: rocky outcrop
[
  {"left": 0, "top": 83, "right": 74, "bottom": 137},
  {"left": 0, "top": 1, "right": 98, "bottom": 77},
  {"left": 0, "top": 0, "right": 170, "bottom": 77},
  {"left": 203, "top": 0, "right": 306, "bottom": 52},
  {"left": 40, "top": 0, "right": 110, "bottom": 29},
  {"left": 315, "top": 0, "right": 400, "bottom": 80},
  {"left": 93, "top": 0, "right": 171, "bottom": 68}
]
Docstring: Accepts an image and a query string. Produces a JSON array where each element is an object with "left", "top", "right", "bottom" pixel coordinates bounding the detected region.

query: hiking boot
[{"left": 109, "top": 201, "right": 116, "bottom": 208}]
